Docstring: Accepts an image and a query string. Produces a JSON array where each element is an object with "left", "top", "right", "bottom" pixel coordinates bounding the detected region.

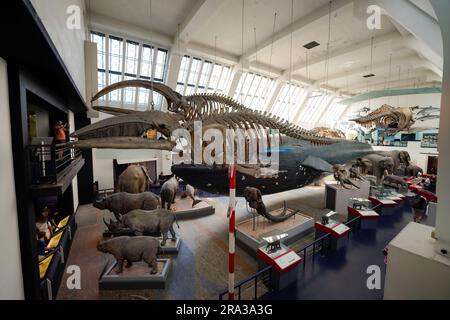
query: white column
[
  {"left": 227, "top": 68, "right": 243, "bottom": 98},
  {"left": 431, "top": 0, "right": 450, "bottom": 258},
  {"left": 264, "top": 80, "right": 283, "bottom": 113},
  {"left": 166, "top": 52, "right": 183, "bottom": 91},
  {"left": 293, "top": 86, "right": 314, "bottom": 123}
]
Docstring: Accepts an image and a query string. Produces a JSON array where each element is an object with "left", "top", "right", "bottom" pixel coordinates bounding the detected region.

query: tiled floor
[
  {"left": 57, "top": 184, "right": 420, "bottom": 300},
  {"left": 262, "top": 205, "right": 421, "bottom": 300}
]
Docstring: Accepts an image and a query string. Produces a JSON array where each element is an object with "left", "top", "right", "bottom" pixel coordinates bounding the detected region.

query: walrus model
[
  {"left": 160, "top": 176, "right": 179, "bottom": 210},
  {"left": 97, "top": 236, "right": 159, "bottom": 274},
  {"left": 185, "top": 184, "right": 201, "bottom": 207},
  {"left": 118, "top": 165, "right": 153, "bottom": 193},
  {"left": 94, "top": 192, "right": 160, "bottom": 219}
]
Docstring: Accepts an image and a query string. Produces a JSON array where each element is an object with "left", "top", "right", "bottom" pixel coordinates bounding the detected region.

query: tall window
[
  {"left": 176, "top": 55, "right": 232, "bottom": 95},
  {"left": 90, "top": 31, "right": 169, "bottom": 109},
  {"left": 271, "top": 83, "right": 308, "bottom": 121},
  {"left": 318, "top": 99, "right": 346, "bottom": 127},
  {"left": 297, "top": 90, "right": 334, "bottom": 128},
  {"left": 234, "top": 72, "right": 275, "bottom": 110}
]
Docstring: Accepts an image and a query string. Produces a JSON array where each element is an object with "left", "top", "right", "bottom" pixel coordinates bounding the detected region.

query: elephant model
[
  {"left": 104, "top": 209, "right": 178, "bottom": 246},
  {"left": 243, "top": 187, "right": 296, "bottom": 223},
  {"left": 118, "top": 165, "right": 153, "bottom": 193},
  {"left": 160, "top": 176, "right": 179, "bottom": 210},
  {"left": 405, "top": 164, "right": 423, "bottom": 177},
  {"left": 376, "top": 150, "right": 411, "bottom": 171},
  {"left": 360, "top": 154, "right": 394, "bottom": 185},
  {"left": 94, "top": 192, "right": 160, "bottom": 220},
  {"left": 355, "top": 158, "right": 372, "bottom": 175},
  {"left": 97, "top": 236, "right": 159, "bottom": 274}
]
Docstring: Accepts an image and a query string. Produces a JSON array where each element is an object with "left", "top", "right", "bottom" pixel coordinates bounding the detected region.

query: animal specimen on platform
[
  {"left": 383, "top": 175, "right": 409, "bottom": 189},
  {"left": 118, "top": 165, "right": 153, "bottom": 193},
  {"left": 262, "top": 233, "right": 288, "bottom": 254},
  {"left": 185, "top": 184, "right": 201, "bottom": 207},
  {"left": 160, "top": 176, "right": 179, "bottom": 210},
  {"left": 103, "top": 209, "right": 179, "bottom": 246},
  {"left": 243, "top": 187, "right": 296, "bottom": 222},
  {"left": 356, "top": 154, "right": 394, "bottom": 185},
  {"left": 97, "top": 236, "right": 159, "bottom": 274},
  {"left": 332, "top": 165, "right": 360, "bottom": 189},
  {"left": 71, "top": 80, "right": 377, "bottom": 196},
  {"left": 405, "top": 164, "right": 423, "bottom": 177},
  {"left": 94, "top": 192, "right": 160, "bottom": 220}
]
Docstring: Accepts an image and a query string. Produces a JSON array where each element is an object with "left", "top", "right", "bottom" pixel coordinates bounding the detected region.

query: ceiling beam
[
  {"left": 314, "top": 55, "right": 427, "bottom": 84},
  {"left": 178, "top": 0, "right": 227, "bottom": 43},
  {"left": 291, "top": 31, "right": 402, "bottom": 74},
  {"left": 240, "top": 0, "right": 354, "bottom": 61},
  {"left": 355, "top": 0, "right": 442, "bottom": 61}
]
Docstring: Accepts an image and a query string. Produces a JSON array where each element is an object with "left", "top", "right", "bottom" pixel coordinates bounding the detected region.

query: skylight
[{"left": 234, "top": 72, "right": 276, "bottom": 110}]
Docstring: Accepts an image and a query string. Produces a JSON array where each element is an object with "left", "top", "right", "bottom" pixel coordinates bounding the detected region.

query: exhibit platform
[
  {"left": 347, "top": 206, "right": 379, "bottom": 230},
  {"left": 171, "top": 197, "right": 215, "bottom": 219},
  {"left": 315, "top": 219, "right": 351, "bottom": 250},
  {"left": 257, "top": 243, "right": 301, "bottom": 290},
  {"left": 236, "top": 208, "right": 315, "bottom": 254},
  {"left": 368, "top": 196, "right": 398, "bottom": 215},
  {"left": 384, "top": 222, "right": 450, "bottom": 299},
  {"left": 99, "top": 258, "right": 171, "bottom": 290},
  {"left": 325, "top": 180, "right": 370, "bottom": 215}
]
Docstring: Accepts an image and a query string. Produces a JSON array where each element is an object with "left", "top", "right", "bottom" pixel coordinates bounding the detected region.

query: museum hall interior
[{"left": 1, "top": 0, "right": 450, "bottom": 301}]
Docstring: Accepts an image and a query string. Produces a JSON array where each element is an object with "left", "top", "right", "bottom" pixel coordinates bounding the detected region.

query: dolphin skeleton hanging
[{"left": 71, "top": 80, "right": 375, "bottom": 196}]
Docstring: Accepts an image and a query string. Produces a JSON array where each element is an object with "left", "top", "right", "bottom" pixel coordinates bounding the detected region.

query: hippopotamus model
[
  {"left": 185, "top": 184, "right": 201, "bottom": 207},
  {"left": 104, "top": 209, "right": 178, "bottom": 246},
  {"left": 97, "top": 236, "right": 159, "bottom": 274},
  {"left": 383, "top": 175, "right": 409, "bottom": 189},
  {"left": 405, "top": 164, "right": 423, "bottom": 177},
  {"left": 94, "top": 192, "right": 160, "bottom": 220},
  {"left": 118, "top": 165, "right": 153, "bottom": 193},
  {"left": 160, "top": 176, "right": 179, "bottom": 210}
]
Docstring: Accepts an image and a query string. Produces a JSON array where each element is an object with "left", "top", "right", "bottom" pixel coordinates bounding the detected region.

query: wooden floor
[{"left": 57, "top": 185, "right": 329, "bottom": 300}]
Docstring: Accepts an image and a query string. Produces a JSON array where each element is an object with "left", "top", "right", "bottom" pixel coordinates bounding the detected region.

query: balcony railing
[{"left": 29, "top": 142, "right": 82, "bottom": 185}]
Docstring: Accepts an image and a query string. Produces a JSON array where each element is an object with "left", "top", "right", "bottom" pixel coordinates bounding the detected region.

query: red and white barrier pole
[{"left": 227, "top": 164, "right": 236, "bottom": 300}]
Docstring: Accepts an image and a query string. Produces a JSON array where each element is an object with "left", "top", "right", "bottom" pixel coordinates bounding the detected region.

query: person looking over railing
[
  {"left": 54, "top": 120, "right": 69, "bottom": 144},
  {"left": 36, "top": 206, "right": 54, "bottom": 241}
]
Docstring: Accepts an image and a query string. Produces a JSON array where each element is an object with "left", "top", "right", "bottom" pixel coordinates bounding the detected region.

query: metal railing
[
  {"left": 29, "top": 142, "right": 82, "bottom": 185},
  {"left": 217, "top": 214, "right": 366, "bottom": 300}
]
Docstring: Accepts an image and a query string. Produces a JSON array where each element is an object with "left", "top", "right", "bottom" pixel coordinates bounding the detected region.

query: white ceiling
[
  {"left": 87, "top": 0, "right": 442, "bottom": 95},
  {"left": 88, "top": 0, "right": 196, "bottom": 37}
]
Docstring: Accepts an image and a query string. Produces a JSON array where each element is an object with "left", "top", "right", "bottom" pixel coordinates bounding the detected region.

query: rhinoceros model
[
  {"left": 383, "top": 175, "right": 409, "bottom": 189},
  {"left": 104, "top": 209, "right": 178, "bottom": 246},
  {"left": 160, "top": 176, "right": 179, "bottom": 210},
  {"left": 97, "top": 236, "right": 159, "bottom": 274},
  {"left": 118, "top": 165, "right": 153, "bottom": 193},
  {"left": 405, "top": 164, "right": 423, "bottom": 177},
  {"left": 94, "top": 192, "right": 160, "bottom": 219}
]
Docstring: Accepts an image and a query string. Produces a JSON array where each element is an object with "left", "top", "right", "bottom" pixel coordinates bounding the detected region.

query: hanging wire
[
  {"left": 368, "top": 36, "right": 374, "bottom": 108},
  {"left": 240, "top": 0, "right": 245, "bottom": 105},
  {"left": 269, "top": 12, "right": 278, "bottom": 69},
  {"left": 324, "top": 1, "right": 332, "bottom": 89},
  {"left": 288, "top": 0, "right": 294, "bottom": 120},
  {"left": 149, "top": 0, "right": 155, "bottom": 110},
  {"left": 214, "top": 35, "right": 217, "bottom": 93},
  {"left": 387, "top": 53, "right": 392, "bottom": 105}
]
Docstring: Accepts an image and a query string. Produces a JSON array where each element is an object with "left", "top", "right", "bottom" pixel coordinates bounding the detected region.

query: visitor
[
  {"left": 37, "top": 231, "right": 49, "bottom": 261},
  {"left": 412, "top": 192, "right": 428, "bottom": 223},
  {"left": 35, "top": 206, "right": 53, "bottom": 241},
  {"left": 54, "top": 120, "right": 69, "bottom": 144}
]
